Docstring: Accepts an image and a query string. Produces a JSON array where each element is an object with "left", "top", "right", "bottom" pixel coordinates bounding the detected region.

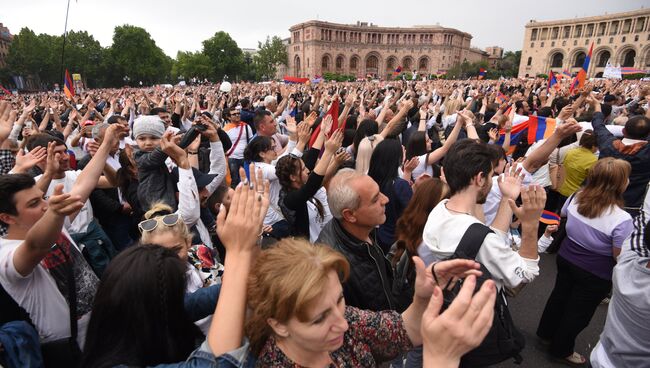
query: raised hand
[
  {"left": 421, "top": 275, "right": 496, "bottom": 367},
  {"left": 216, "top": 164, "right": 270, "bottom": 253},
  {"left": 403, "top": 156, "right": 420, "bottom": 174},
  {"left": 48, "top": 184, "right": 84, "bottom": 217},
  {"left": 498, "top": 162, "right": 524, "bottom": 200},
  {"left": 160, "top": 131, "right": 189, "bottom": 169},
  {"left": 304, "top": 111, "right": 318, "bottom": 128},
  {"left": 44, "top": 142, "right": 61, "bottom": 175},
  {"left": 553, "top": 119, "right": 582, "bottom": 139},
  {"left": 285, "top": 115, "right": 297, "bottom": 135},
  {"left": 424, "top": 258, "right": 482, "bottom": 292},
  {"left": 320, "top": 114, "right": 333, "bottom": 137},
  {"left": 296, "top": 121, "right": 311, "bottom": 147},
  {"left": 507, "top": 184, "right": 546, "bottom": 226},
  {"left": 488, "top": 128, "right": 499, "bottom": 142},
  {"left": 324, "top": 128, "right": 343, "bottom": 153},
  {"left": 13, "top": 146, "right": 47, "bottom": 174},
  {"left": 0, "top": 101, "right": 17, "bottom": 141}
]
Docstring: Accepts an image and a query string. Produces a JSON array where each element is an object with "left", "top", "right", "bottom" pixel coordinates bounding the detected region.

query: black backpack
[{"left": 441, "top": 223, "right": 525, "bottom": 367}]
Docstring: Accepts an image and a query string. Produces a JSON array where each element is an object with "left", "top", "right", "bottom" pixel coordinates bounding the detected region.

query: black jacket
[
  {"left": 592, "top": 111, "right": 650, "bottom": 210},
  {"left": 316, "top": 219, "right": 396, "bottom": 312}
]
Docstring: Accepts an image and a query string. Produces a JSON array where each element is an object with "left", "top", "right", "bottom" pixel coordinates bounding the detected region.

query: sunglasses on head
[{"left": 138, "top": 213, "right": 181, "bottom": 233}]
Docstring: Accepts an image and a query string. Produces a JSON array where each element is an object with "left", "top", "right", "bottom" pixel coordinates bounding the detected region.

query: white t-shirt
[
  {"left": 224, "top": 123, "right": 253, "bottom": 160},
  {"left": 255, "top": 161, "right": 285, "bottom": 226},
  {"left": 411, "top": 153, "right": 436, "bottom": 180},
  {"left": 308, "top": 187, "right": 333, "bottom": 243},
  {"left": 0, "top": 231, "right": 98, "bottom": 346},
  {"left": 525, "top": 140, "right": 551, "bottom": 188},
  {"left": 421, "top": 199, "right": 540, "bottom": 290},
  {"left": 483, "top": 163, "right": 534, "bottom": 226},
  {"left": 34, "top": 170, "right": 93, "bottom": 234}
]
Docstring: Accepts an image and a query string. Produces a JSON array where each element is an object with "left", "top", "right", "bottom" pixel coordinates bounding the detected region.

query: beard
[{"left": 476, "top": 178, "right": 492, "bottom": 204}]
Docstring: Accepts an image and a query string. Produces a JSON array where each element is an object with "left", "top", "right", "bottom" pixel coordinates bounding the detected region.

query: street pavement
[{"left": 494, "top": 252, "right": 608, "bottom": 367}]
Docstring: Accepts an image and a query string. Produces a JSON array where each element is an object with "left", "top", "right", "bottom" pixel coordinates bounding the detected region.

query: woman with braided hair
[{"left": 275, "top": 129, "right": 344, "bottom": 242}]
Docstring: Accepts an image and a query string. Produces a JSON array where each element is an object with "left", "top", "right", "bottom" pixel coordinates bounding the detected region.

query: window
[
  {"left": 551, "top": 41, "right": 555, "bottom": 47},
  {"left": 527, "top": 56, "right": 532, "bottom": 66},
  {"left": 622, "top": 19, "right": 631, "bottom": 33},
  {"left": 541, "top": 41, "right": 544, "bottom": 47},
  {"left": 574, "top": 25, "right": 582, "bottom": 38},
  {"left": 551, "top": 27, "right": 559, "bottom": 39},
  {"left": 574, "top": 52, "right": 586, "bottom": 67},
  {"left": 551, "top": 53, "right": 564, "bottom": 67},
  {"left": 610, "top": 21, "right": 619, "bottom": 35},
  {"left": 336, "top": 56, "right": 344, "bottom": 70},
  {"left": 531, "top": 29, "right": 538, "bottom": 41},
  {"left": 636, "top": 18, "right": 646, "bottom": 32},
  {"left": 622, "top": 50, "right": 636, "bottom": 67},
  {"left": 597, "top": 51, "right": 610, "bottom": 67},
  {"left": 586, "top": 24, "right": 594, "bottom": 37},
  {"left": 622, "top": 36, "right": 626, "bottom": 43},
  {"left": 598, "top": 22, "right": 606, "bottom": 36},
  {"left": 321, "top": 55, "right": 330, "bottom": 71},
  {"left": 634, "top": 35, "right": 639, "bottom": 42},
  {"left": 563, "top": 26, "right": 571, "bottom": 38},
  {"left": 530, "top": 42, "right": 534, "bottom": 48},
  {"left": 609, "top": 37, "right": 614, "bottom": 44},
  {"left": 350, "top": 57, "right": 358, "bottom": 70},
  {"left": 562, "top": 41, "right": 566, "bottom": 46},
  {"left": 574, "top": 40, "right": 577, "bottom": 46}
]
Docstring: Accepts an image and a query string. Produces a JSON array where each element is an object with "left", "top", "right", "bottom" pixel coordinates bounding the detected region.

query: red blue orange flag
[
  {"left": 571, "top": 42, "right": 593, "bottom": 93},
  {"left": 64, "top": 69, "right": 75, "bottom": 99},
  {"left": 478, "top": 68, "right": 486, "bottom": 80},
  {"left": 547, "top": 71, "right": 558, "bottom": 92},
  {"left": 496, "top": 116, "right": 556, "bottom": 154},
  {"left": 540, "top": 210, "right": 561, "bottom": 225},
  {"left": 496, "top": 91, "right": 509, "bottom": 104}
]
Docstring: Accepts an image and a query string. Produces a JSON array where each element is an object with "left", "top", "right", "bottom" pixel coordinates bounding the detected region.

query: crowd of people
[{"left": 0, "top": 76, "right": 648, "bottom": 368}]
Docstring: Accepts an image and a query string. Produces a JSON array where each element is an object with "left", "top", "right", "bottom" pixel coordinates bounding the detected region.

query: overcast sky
[{"left": 3, "top": 0, "right": 647, "bottom": 57}]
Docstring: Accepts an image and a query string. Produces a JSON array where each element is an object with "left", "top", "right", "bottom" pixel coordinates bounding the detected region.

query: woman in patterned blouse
[{"left": 245, "top": 237, "right": 486, "bottom": 367}]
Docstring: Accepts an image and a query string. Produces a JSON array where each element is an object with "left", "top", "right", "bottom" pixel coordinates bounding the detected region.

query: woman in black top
[{"left": 275, "top": 129, "right": 343, "bottom": 241}]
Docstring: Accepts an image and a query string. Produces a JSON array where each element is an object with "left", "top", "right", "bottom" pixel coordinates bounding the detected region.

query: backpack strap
[{"left": 453, "top": 223, "right": 494, "bottom": 260}]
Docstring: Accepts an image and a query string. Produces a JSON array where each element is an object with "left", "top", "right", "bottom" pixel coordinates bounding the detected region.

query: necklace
[{"left": 445, "top": 203, "right": 473, "bottom": 216}]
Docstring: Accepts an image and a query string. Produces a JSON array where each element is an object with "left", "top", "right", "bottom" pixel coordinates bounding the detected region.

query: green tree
[
  {"left": 6, "top": 28, "right": 52, "bottom": 82},
  {"left": 172, "top": 51, "right": 212, "bottom": 81},
  {"left": 253, "top": 36, "right": 287, "bottom": 81},
  {"left": 59, "top": 30, "right": 106, "bottom": 87},
  {"left": 106, "top": 25, "right": 172, "bottom": 86},
  {"left": 202, "top": 31, "right": 244, "bottom": 81}
]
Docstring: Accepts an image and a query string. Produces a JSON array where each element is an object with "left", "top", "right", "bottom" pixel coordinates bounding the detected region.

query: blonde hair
[
  {"left": 576, "top": 158, "right": 631, "bottom": 218},
  {"left": 246, "top": 238, "right": 350, "bottom": 354},
  {"left": 443, "top": 98, "right": 462, "bottom": 117},
  {"left": 140, "top": 202, "right": 192, "bottom": 244},
  {"left": 355, "top": 134, "right": 383, "bottom": 174}
]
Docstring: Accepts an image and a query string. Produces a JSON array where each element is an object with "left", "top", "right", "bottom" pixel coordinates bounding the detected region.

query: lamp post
[{"left": 123, "top": 75, "right": 130, "bottom": 86}]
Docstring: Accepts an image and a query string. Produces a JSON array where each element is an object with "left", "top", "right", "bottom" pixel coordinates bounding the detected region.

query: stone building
[
  {"left": 0, "top": 23, "right": 13, "bottom": 69},
  {"left": 518, "top": 9, "right": 650, "bottom": 78},
  {"left": 286, "top": 20, "right": 488, "bottom": 79},
  {"left": 486, "top": 46, "right": 504, "bottom": 69}
]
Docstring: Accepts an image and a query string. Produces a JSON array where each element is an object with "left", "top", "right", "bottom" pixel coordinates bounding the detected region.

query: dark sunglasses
[{"left": 138, "top": 213, "right": 181, "bottom": 233}]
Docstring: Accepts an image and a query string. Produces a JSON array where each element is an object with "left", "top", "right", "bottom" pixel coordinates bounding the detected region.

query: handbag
[
  {"left": 549, "top": 150, "right": 566, "bottom": 191},
  {"left": 40, "top": 244, "right": 82, "bottom": 368}
]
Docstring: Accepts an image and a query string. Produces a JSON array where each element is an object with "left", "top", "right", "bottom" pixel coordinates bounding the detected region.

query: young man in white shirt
[
  {"left": 420, "top": 139, "right": 546, "bottom": 290},
  {"left": 0, "top": 124, "right": 127, "bottom": 350}
]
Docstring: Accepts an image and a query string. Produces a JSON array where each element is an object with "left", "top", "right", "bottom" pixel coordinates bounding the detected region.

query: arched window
[
  {"left": 294, "top": 56, "right": 301, "bottom": 76},
  {"left": 366, "top": 55, "right": 378, "bottom": 69},
  {"left": 573, "top": 52, "right": 586, "bottom": 67},
  {"left": 596, "top": 51, "right": 610, "bottom": 67},
  {"left": 350, "top": 57, "right": 359, "bottom": 70},
  {"left": 403, "top": 57, "right": 413, "bottom": 71},
  {"left": 386, "top": 57, "right": 397, "bottom": 70},
  {"left": 418, "top": 57, "right": 429, "bottom": 71},
  {"left": 336, "top": 55, "right": 344, "bottom": 70},
  {"left": 622, "top": 49, "right": 636, "bottom": 67},
  {"left": 321, "top": 55, "right": 330, "bottom": 71},
  {"left": 550, "top": 53, "right": 563, "bottom": 68},
  {"left": 527, "top": 57, "right": 532, "bottom": 66}
]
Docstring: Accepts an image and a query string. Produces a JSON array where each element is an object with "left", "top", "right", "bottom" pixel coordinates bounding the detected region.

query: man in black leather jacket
[{"left": 316, "top": 169, "right": 398, "bottom": 312}]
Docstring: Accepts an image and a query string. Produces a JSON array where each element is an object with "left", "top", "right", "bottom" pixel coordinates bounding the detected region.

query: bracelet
[{"left": 188, "top": 151, "right": 198, "bottom": 155}]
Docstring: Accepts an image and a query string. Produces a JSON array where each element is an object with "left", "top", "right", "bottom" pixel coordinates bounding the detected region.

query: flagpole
[{"left": 59, "top": 0, "right": 71, "bottom": 89}]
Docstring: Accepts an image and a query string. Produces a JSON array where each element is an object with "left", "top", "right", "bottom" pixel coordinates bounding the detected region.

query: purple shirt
[{"left": 559, "top": 198, "right": 633, "bottom": 280}]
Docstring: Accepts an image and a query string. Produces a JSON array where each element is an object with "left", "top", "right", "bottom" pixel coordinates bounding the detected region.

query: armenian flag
[
  {"left": 547, "top": 71, "right": 558, "bottom": 92},
  {"left": 496, "top": 91, "right": 509, "bottom": 104},
  {"left": 570, "top": 42, "right": 593, "bottom": 93},
  {"left": 283, "top": 76, "right": 310, "bottom": 84},
  {"left": 620, "top": 67, "right": 649, "bottom": 75},
  {"left": 64, "top": 69, "right": 75, "bottom": 99},
  {"left": 540, "top": 210, "right": 561, "bottom": 225},
  {"left": 496, "top": 116, "right": 556, "bottom": 154},
  {"left": 309, "top": 98, "right": 340, "bottom": 146},
  {"left": 393, "top": 66, "right": 402, "bottom": 76},
  {"left": 478, "top": 68, "right": 486, "bottom": 80}
]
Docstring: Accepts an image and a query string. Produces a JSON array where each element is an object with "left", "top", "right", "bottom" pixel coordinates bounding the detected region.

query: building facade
[
  {"left": 486, "top": 46, "right": 504, "bottom": 69},
  {"left": 286, "top": 20, "right": 488, "bottom": 79},
  {"left": 0, "top": 23, "right": 13, "bottom": 69},
  {"left": 518, "top": 9, "right": 650, "bottom": 78}
]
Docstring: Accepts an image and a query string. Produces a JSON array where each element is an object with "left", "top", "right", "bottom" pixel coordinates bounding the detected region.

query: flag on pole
[
  {"left": 570, "top": 42, "right": 593, "bottom": 93},
  {"left": 547, "top": 71, "right": 558, "bottom": 92},
  {"left": 64, "top": 69, "right": 75, "bottom": 99},
  {"left": 393, "top": 66, "right": 402, "bottom": 76},
  {"left": 309, "top": 98, "right": 340, "bottom": 147},
  {"left": 478, "top": 68, "right": 487, "bottom": 80}
]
